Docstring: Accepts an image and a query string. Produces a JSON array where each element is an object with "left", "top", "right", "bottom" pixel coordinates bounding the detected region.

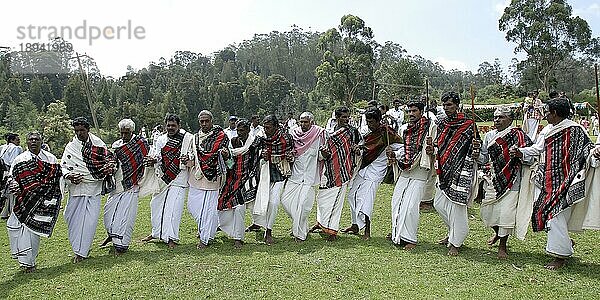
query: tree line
[{"left": 1, "top": 1, "right": 598, "bottom": 152}]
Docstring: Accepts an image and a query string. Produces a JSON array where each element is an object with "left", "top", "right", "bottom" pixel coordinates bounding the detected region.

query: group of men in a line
[{"left": 3, "top": 91, "right": 600, "bottom": 273}]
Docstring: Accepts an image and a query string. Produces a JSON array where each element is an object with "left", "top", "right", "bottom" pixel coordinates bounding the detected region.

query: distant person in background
[
  {"left": 250, "top": 115, "right": 266, "bottom": 138},
  {"left": 0, "top": 133, "right": 23, "bottom": 219},
  {"left": 325, "top": 111, "right": 337, "bottom": 133},
  {"left": 592, "top": 114, "right": 599, "bottom": 136},
  {"left": 224, "top": 116, "right": 238, "bottom": 140},
  {"left": 151, "top": 125, "right": 163, "bottom": 145},
  {"left": 522, "top": 90, "right": 543, "bottom": 140},
  {"left": 286, "top": 113, "right": 298, "bottom": 132},
  {"left": 386, "top": 99, "right": 405, "bottom": 132}
]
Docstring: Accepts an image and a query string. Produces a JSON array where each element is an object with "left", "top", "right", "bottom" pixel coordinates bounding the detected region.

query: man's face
[
  {"left": 443, "top": 100, "right": 459, "bottom": 117},
  {"left": 237, "top": 125, "right": 250, "bottom": 141},
  {"left": 366, "top": 117, "right": 380, "bottom": 132},
  {"left": 263, "top": 121, "right": 276, "bottom": 137},
  {"left": 199, "top": 115, "right": 213, "bottom": 133},
  {"left": 11, "top": 136, "right": 20, "bottom": 146},
  {"left": 493, "top": 113, "right": 512, "bottom": 131},
  {"left": 407, "top": 106, "right": 422, "bottom": 123},
  {"left": 299, "top": 117, "right": 312, "bottom": 132},
  {"left": 27, "top": 134, "right": 42, "bottom": 154},
  {"left": 166, "top": 120, "right": 180, "bottom": 137},
  {"left": 229, "top": 119, "right": 237, "bottom": 129},
  {"left": 336, "top": 112, "right": 350, "bottom": 127},
  {"left": 394, "top": 101, "right": 401, "bottom": 109},
  {"left": 251, "top": 117, "right": 259, "bottom": 127},
  {"left": 74, "top": 125, "right": 89, "bottom": 142},
  {"left": 120, "top": 127, "right": 133, "bottom": 143}
]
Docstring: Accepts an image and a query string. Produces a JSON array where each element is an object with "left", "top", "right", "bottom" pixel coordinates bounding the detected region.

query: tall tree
[{"left": 499, "top": 0, "right": 599, "bottom": 92}]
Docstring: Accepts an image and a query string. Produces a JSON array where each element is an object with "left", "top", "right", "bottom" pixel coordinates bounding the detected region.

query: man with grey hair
[
  {"left": 474, "top": 106, "right": 534, "bottom": 259},
  {"left": 100, "top": 119, "right": 150, "bottom": 255},
  {"left": 6, "top": 132, "right": 61, "bottom": 272},
  {"left": 281, "top": 111, "right": 325, "bottom": 241},
  {"left": 186, "top": 110, "right": 230, "bottom": 249}
]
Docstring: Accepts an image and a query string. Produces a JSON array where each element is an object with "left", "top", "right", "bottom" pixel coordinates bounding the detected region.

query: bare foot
[
  {"left": 342, "top": 225, "right": 359, "bottom": 235},
  {"left": 197, "top": 242, "right": 207, "bottom": 250},
  {"left": 167, "top": 240, "right": 177, "bottom": 249},
  {"left": 487, "top": 234, "right": 500, "bottom": 246},
  {"left": 245, "top": 224, "right": 261, "bottom": 232},
  {"left": 385, "top": 233, "right": 392, "bottom": 241},
  {"left": 545, "top": 258, "right": 566, "bottom": 270},
  {"left": 447, "top": 244, "right": 459, "bottom": 256},
  {"left": 234, "top": 240, "right": 243, "bottom": 249},
  {"left": 99, "top": 236, "right": 112, "bottom": 248},
  {"left": 571, "top": 239, "right": 576, "bottom": 248},
  {"left": 497, "top": 246, "right": 508, "bottom": 259},
  {"left": 141, "top": 234, "right": 154, "bottom": 242},
  {"left": 73, "top": 255, "right": 85, "bottom": 263},
  {"left": 403, "top": 243, "right": 417, "bottom": 251},
  {"left": 23, "top": 266, "right": 36, "bottom": 273},
  {"left": 438, "top": 236, "right": 449, "bottom": 245},
  {"left": 114, "top": 249, "right": 126, "bottom": 256},
  {"left": 419, "top": 202, "right": 433, "bottom": 210},
  {"left": 265, "top": 230, "right": 274, "bottom": 245},
  {"left": 308, "top": 224, "right": 321, "bottom": 233},
  {"left": 361, "top": 233, "right": 371, "bottom": 240},
  {"left": 326, "top": 234, "right": 337, "bottom": 242}
]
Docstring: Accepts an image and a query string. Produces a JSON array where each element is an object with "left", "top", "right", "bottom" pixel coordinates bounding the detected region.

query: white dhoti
[
  {"left": 433, "top": 187, "right": 469, "bottom": 247},
  {"left": 546, "top": 206, "right": 574, "bottom": 258},
  {"left": 103, "top": 188, "right": 139, "bottom": 250},
  {"left": 421, "top": 175, "right": 436, "bottom": 202},
  {"left": 218, "top": 204, "right": 246, "bottom": 241},
  {"left": 187, "top": 187, "right": 219, "bottom": 245},
  {"left": 64, "top": 195, "right": 102, "bottom": 258},
  {"left": 347, "top": 175, "right": 379, "bottom": 229},
  {"left": 316, "top": 183, "right": 348, "bottom": 235},
  {"left": 524, "top": 119, "right": 539, "bottom": 140},
  {"left": 7, "top": 212, "right": 40, "bottom": 268},
  {"left": 391, "top": 176, "right": 426, "bottom": 245},
  {"left": 253, "top": 181, "right": 285, "bottom": 230},
  {"left": 150, "top": 185, "right": 186, "bottom": 243},
  {"left": 281, "top": 182, "right": 316, "bottom": 240},
  {"left": 1, "top": 193, "right": 16, "bottom": 218},
  {"left": 480, "top": 185, "right": 518, "bottom": 237}
]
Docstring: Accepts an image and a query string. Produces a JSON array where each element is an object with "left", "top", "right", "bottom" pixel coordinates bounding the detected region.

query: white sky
[{"left": 1, "top": 0, "right": 599, "bottom": 77}]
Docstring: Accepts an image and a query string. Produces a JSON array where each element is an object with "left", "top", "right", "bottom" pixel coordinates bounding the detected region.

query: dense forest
[{"left": 1, "top": 5, "right": 599, "bottom": 152}]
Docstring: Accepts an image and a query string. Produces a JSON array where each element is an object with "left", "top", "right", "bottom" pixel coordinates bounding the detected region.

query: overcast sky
[{"left": 2, "top": 0, "right": 599, "bottom": 77}]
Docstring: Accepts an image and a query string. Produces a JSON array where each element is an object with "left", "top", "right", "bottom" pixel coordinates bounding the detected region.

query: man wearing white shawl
[
  {"left": 187, "top": 110, "right": 229, "bottom": 249},
  {"left": 142, "top": 114, "right": 193, "bottom": 249},
  {"left": 6, "top": 132, "right": 61, "bottom": 272},
  {"left": 1, "top": 133, "right": 23, "bottom": 219},
  {"left": 62, "top": 117, "right": 116, "bottom": 263},
  {"left": 513, "top": 98, "right": 600, "bottom": 270},
  {"left": 475, "top": 107, "right": 533, "bottom": 259},
  {"left": 281, "top": 112, "right": 325, "bottom": 241},
  {"left": 100, "top": 119, "right": 150, "bottom": 254},
  {"left": 388, "top": 101, "right": 436, "bottom": 250}
]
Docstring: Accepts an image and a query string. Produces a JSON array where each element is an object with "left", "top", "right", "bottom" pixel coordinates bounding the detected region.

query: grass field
[{"left": 1, "top": 184, "right": 600, "bottom": 299}]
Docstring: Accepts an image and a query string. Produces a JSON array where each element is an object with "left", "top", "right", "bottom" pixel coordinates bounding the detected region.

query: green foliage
[
  {"left": 38, "top": 100, "right": 71, "bottom": 154},
  {"left": 499, "top": 0, "right": 600, "bottom": 92}
]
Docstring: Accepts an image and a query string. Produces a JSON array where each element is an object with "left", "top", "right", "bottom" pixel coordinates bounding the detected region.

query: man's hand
[
  {"left": 285, "top": 151, "right": 295, "bottom": 163},
  {"left": 425, "top": 136, "right": 434, "bottom": 155},
  {"left": 472, "top": 138, "right": 481, "bottom": 159},
  {"left": 66, "top": 173, "right": 84, "bottom": 185},
  {"left": 385, "top": 145, "right": 396, "bottom": 159},
  {"left": 144, "top": 156, "right": 157, "bottom": 167},
  {"left": 320, "top": 147, "right": 331, "bottom": 159},
  {"left": 8, "top": 181, "right": 20, "bottom": 194},
  {"left": 593, "top": 145, "right": 600, "bottom": 159},
  {"left": 509, "top": 145, "right": 523, "bottom": 159},
  {"left": 220, "top": 148, "right": 230, "bottom": 160},
  {"left": 261, "top": 150, "right": 270, "bottom": 161}
]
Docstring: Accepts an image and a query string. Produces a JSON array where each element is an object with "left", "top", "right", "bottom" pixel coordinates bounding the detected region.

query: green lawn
[{"left": 2, "top": 185, "right": 600, "bottom": 299}]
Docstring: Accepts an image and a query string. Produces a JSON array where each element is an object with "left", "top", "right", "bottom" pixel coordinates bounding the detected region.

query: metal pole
[{"left": 595, "top": 64, "right": 600, "bottom": 117}]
